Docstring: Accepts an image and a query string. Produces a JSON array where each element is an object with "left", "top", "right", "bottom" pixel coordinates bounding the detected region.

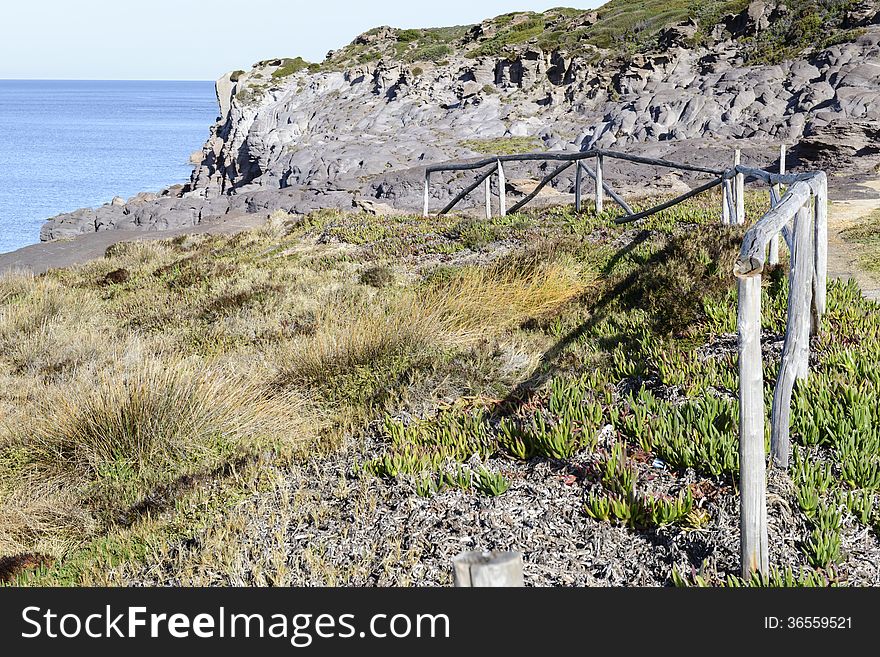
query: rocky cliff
[{"left": 41, "top": 1, "right": 880, "bottom": 240}]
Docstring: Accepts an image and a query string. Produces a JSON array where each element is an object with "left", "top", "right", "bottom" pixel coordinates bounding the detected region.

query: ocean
[{"left": 0, "top": 80, "right": 218, "bottom": 254}]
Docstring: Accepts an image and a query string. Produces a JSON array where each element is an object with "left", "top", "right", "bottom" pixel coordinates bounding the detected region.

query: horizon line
[{"left": 0, "top": 77, "right": 215, "bottom": 82}]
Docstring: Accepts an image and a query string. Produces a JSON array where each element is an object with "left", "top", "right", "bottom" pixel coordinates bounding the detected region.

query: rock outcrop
[{"left": 40, "top": 1, "right": 880, "bottom": 241}]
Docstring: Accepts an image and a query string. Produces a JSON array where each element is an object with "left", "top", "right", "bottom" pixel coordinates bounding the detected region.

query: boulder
[{"left": 798, "top": 118, "right": 880, "bottom": 170}]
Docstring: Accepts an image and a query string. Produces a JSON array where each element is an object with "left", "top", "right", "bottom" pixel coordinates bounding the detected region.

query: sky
[{"left": 1, "top": 1, "right": 603, "bottom": 81}]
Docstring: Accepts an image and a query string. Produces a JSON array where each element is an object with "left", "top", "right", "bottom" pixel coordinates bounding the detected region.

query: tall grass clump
[
  {"left": 278, "top": 253, "right": 592, "bottom": 406},
  {"left": 14, "top": 360, "right": 305, "bottom": 512}
]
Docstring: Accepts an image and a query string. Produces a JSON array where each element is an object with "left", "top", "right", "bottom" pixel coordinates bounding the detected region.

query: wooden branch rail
[
  {"left": 437, "top": 165, "right": 498, "bottom": 216},
  {"left": 614, "top": 176, "right": 723, "bottom": 225},
  {"left": 424, "top": 148, "right": 726, "bottom": 176},
  {"left": 423, "top": 148, "right": 726, "bottom": 219},
  {"left": 768, "top": 206, "right": 814, "bottom": 470},
  {"left": 734, "top": 181, "right": 812, "bottom": 278},
  {"left": 507, "top": 161, "right": 574, "bottom": 214},
  {"left": 578, "top": 161, "right": 634, "bottom": 215},
  {"left": 423, "top": 143, "right": 828, "bottom": 582}
]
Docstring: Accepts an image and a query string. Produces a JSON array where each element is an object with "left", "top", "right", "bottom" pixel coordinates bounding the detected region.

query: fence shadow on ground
[{"left": 489, "top": 229, "right": 672, "bottom": 420}]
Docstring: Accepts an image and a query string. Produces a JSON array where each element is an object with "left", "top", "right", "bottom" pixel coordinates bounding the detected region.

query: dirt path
[
  {"left": 0, "top": 213, "right": 267, "bottom": 276},
  {"left": 827, "top": 178, "right": 880, "bottom": 301}
]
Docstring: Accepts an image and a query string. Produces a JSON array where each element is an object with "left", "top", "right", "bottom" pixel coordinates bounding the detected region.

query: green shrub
[
  {"left": 397, "top": 29, "right": 420, "bottom": 42},
  {"left": 359, "top": 265, "right": 395, "bottom": 288},
  {"left": 271, "top": 57, "right": 311, "bottom": 79},
  {"left": 409, "top": 44, "right": 451, "bottom": 63}
]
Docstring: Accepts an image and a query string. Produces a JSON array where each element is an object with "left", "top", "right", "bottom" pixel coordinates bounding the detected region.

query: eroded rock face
[
  {"left": 39, "top": 7, "right": 880, "bottom": 241},
  {"left": 190, "top": 22, "right": 880, "bottom": 187}
]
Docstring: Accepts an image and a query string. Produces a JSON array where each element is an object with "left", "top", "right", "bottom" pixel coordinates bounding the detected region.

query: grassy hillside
[{"left": 2, "top": 187, "right": 879, "bottom": 585}]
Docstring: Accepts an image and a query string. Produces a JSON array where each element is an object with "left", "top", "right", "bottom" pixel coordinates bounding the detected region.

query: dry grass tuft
[
  {"left": 20, "top": 361, "right": 305, "bottom": 501},
  {"left": 0, "top": 480, "right": 98, "bottom": 556},
  {"left": 0, "top": 277, "right": 108, "bottom": 378},
  {"left": 279, "top": 255, "right": 591, "bottom": 395},
  {"left": 416, "top": 255, "right": 590, "bottom": 345}
]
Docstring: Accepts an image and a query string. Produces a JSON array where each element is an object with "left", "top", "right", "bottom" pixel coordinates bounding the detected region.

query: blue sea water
[{"left": 0, "top": 80, "right": 218, "bottom": 253}]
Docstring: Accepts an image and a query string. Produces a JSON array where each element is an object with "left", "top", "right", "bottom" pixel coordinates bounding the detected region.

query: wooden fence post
[
  {"left": 453, "top": 551, "right": 524, "bottom": 587},
  {"left": 497, "top": 160, "right": 506, "bottom": 217},
  {"left": 735, "top": 149, "right": 745, "bottom": 225},
  {"left": 422, "top": 173, "right": 430, "bottom": 218},
  {"left": 768, "top": 145, "right": 785, "bottom": 265},
  {"left": 484, "top": 169, "right": 492, "bottom": 219},
  {"left": 737, "top": 270, "right": 769, "bottom": 579},
  {"left": 722, "top": 191, "right": 729, "bottom": 224},
  {"left": 575, "top": 162, "right": 583, "bottom": 213},
  {"left": 813, "top": 173, "right": 828, "bottom": 321},
  {"left": 770, "top": 206, "right": 814, "bottom": 469},
  {"left": 723, "top": 177, "right": 735, "bottom": 225},
  {"left": 595, "top": 154, "right": 604, "bottom": 214}
]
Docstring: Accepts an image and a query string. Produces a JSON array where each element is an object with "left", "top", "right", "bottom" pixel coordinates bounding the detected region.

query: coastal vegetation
[
  {"left": 841, "top": 208, "right": 880, "bottom": 274},
  {"left": 2, "top": 189, "right": 879, "bottom": 585}
]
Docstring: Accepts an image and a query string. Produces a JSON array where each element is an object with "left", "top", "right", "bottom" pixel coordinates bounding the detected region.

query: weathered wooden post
[
  {"left": 722, "top": 179, "right": 731, "bottom": 225},
  {"left": 575, "top": 161, "right": 583, "bottom": 213},
  {"left": 771, "top": 205, "right": 814, "bottom": 469},
  {"left": 595, "top": 153, "right": 604, "bottom": 214},
  {"left": 423, "top": 172, "right": 430, "bottom": 218},
  {"left": 813, "top": 172, "right": 828, "bottom": 321},
  {"left": 734, "top": 149, "right": 745, "bottom": 225},
  {"left": 769, "top": 145, "right": 786, "bottom": 265},
  {"left": 497, "top": 159, "right": 507, "bottom": 217},
  {"left": 453, "top": 551, "right": 524, "bottom": 587},
  {"left": 484, "top": 168, "right": 492, "bottom": 219},
  {"left": 736, "top": 268, "right": 769, "bottom": 578}
]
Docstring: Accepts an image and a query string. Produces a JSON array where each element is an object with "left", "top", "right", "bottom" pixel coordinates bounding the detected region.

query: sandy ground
[{"left": 827, "top": 177, "right": 880, "bottom": 301}]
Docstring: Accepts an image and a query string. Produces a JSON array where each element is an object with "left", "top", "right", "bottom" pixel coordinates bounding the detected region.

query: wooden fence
[
  {"left": 423, "top": 148, "right": 722, "bottom": 223},
  {"left": 425, "top": 145, "right": 828, "bottom": 579}
]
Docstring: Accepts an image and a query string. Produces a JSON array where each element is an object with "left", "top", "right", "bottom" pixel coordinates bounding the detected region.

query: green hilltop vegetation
[
  {"left": 1, "top": 189, "right": 879, "bottom": 585},
  {"left": 308, "top": 1, "right": 866, "bottom": 73}
]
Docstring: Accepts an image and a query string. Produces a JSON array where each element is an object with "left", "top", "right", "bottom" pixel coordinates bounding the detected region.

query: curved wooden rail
[
  {"left": 734, "top": 180, "right": 813, "bottom": 277},
  {"left": 732, "top": 171, "right": 827, "bottom": 578},
  {"left": 424, "top": 148, "right": 725, "bottom": 176}
]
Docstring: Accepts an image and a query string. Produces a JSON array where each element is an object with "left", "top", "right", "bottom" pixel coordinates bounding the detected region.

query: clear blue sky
[{"left": 2, "top": 1, "right": 602, "bottom": 81}]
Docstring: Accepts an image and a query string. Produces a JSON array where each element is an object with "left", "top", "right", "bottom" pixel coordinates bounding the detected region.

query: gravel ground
[
  {"left": 284, "top": 448, "right": 786, "bottom": 584},
  {"left": 122, "top": 394, "right": 880, "bottom": 587},
  {"left": 275, "top": 431, "right": 879, "bottom": 586}
]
